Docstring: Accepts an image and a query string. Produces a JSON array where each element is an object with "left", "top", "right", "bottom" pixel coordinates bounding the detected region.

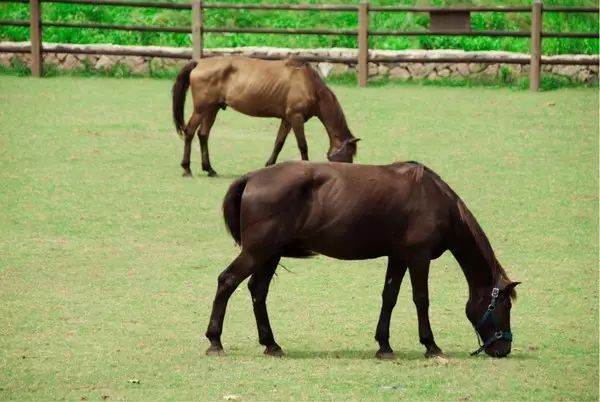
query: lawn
[{"left": 0, "top": 75, "right": 598, "bottom": 401}]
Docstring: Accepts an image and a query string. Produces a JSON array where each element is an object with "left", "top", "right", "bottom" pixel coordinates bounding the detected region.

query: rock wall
[{"left": 1, "top": 42, "right": 598, "bottom": 83}]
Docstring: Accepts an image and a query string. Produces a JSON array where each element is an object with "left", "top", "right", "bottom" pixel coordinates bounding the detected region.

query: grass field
[{"left": 0, "top": 75, "right": 598, "bottom": 401}]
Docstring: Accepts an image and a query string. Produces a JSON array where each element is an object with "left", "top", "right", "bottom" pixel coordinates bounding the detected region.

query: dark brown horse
[
  {"left": 206, "top": 161, "right": 519, "bottom": 359},
  {"left": 172, "top": 56, "right": 360, "bottom": 177}
]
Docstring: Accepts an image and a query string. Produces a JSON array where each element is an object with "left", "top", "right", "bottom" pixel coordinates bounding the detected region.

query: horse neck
[
  {"left": 449, "top": 226, "right": 498, "bottom": 298},
  {"left": 316, "top": 90, "right": 352, "bottom": 145}
]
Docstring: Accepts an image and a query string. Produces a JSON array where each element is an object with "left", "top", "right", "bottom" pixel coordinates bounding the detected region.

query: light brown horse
[
  {"left": 206, "top": 161, "right": 519, "bottom": 359},
  {"left": 172, "top": 56, "right": 360, "bottom": 177}
]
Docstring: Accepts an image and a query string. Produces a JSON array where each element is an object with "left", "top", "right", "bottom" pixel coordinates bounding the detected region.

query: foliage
[
  {"left": 0, "top": 0, "right": 598, "bottom": 55},
  {"left": 0, "top": 75, "right": 598, "bottom": 400}
]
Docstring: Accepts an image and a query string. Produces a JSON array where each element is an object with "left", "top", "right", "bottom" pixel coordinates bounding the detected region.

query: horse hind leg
[
  {"left": 374, "top": 257, "right": 408, "bottom": 359},
  {"left": 198, "top": 106, "right": 219, "bottom": 177},
  {"left": 205, "top": 251, "right": 262, "bottom": 356},
  {"left": 181, "top": 112, "right": 202, "bottom": 177},
  {"left": 247, "top": 255, "right": 284, "bottom": 356}
]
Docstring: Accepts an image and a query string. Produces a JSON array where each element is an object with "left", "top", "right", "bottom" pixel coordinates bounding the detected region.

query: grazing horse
[
  {"left": 205, "top": 161, "right": 519, "bottom": 358},
  {"left": 171, "top": 56, "right": 360, "bottom": 177}
]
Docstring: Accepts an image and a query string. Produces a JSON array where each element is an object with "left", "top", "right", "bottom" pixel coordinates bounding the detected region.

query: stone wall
[{"left": 1, "top": 42, "right": 598, "bottom": 83}]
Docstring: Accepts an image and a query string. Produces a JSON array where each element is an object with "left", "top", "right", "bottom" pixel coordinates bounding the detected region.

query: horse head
[
  {"left": 327, "top": 137, "right": 361, "bottom": 163},
  {"left": 466, "top": 278, "right": 520, "bottom": 357}
]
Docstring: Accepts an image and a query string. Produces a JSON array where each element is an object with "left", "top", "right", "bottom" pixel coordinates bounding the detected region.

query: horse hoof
[
  {"left": 424, "top": 349, "right": 445, "bottom": 359},
  {"left": 264, "top": 346, "right": 284, "bottom": 357},
  {"left": 375, "top": 350, "right": 396, "bottom": 360},
  {"left": 207, "top": 170, "right": 218, "bottom": 177},
  {"left": 182, "top": 171, "right": 193, "bottom": 177},
  {"left": 206, "top": 346, "right": 226, "bottom": 356}
]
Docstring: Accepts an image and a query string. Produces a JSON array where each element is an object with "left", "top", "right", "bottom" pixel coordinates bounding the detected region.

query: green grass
[
  {"left": 0, "top": 0, "right": 598, "bottom": 55},
  {"left": 0, "top": 75, "right": 598, "bottom": 401}
]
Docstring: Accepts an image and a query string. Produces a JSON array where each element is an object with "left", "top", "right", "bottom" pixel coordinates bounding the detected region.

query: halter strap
[
  {"left": 470, "top": 287, "right": 513, "bottom": 356},
  {"left": 327, "top": 138, "right": 351, "bottom": 159}
]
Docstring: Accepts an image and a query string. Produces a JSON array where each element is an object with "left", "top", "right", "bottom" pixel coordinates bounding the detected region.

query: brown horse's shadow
[{"left": 185, "top": 173, "right": 244, "bottom": 180}]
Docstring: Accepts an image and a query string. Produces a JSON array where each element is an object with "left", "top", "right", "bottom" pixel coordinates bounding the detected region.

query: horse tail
[
  {"left": 223, "top": 174, "right": 250, "bottom": 246},
  {"left": 222, "top": 173, "right": 317, "bottom": 258},
  {"left": 171, "top": 60, "right": 198, "bottom": 138}
]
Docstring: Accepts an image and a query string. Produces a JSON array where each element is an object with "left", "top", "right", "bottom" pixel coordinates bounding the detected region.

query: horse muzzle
[{"left": 484, "top": 340, "right": 512, "bottom": 358}]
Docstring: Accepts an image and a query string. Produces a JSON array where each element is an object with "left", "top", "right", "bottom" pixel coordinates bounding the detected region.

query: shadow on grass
[
  {"left": 282, "top": 349, "right": 438, "bottom": 360},
  {"left": 257, "top": 348, "right": 537, "bottom": 361},
  {"left": 181, "top": 172, "right": 245, "bottom": 180}
]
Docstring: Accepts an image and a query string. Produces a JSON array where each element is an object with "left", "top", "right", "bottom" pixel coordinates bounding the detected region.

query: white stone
[
  {"left": 122, "top": 56, "right": 148, "bottom": 74},
  {"left": 468, "top": 63, "right": 485, "bottom": 73},
  {"left": 0, "top": 53, "right": 11, "bottom": 67},
  {"left": 577, "top": 69, "right": 591, "bottom": 82},
  {"left": 378, "top": 64, "right": 389, "bottom": 75},
  {"left": 452, "top": 63, "right": 470, "bottom": 76},
  {"left": 437, "top": 68, "right": 451, "bottom": 77},
  {"left": 95, "top": 55, "right": 114, "bottom": 70},
  {"left": 330, "top": 63, "right": 348, "bottom": 75},
  {"left": 62, "top": 54, "right": 82, "bottom": 70},
  {"left": 389, "top": 66, "right": 410, "bottom": 80},
  {"left": 555, "top": 65, "right": 580, "bottom": 77},
  {"left": 482, "top": 64, "right": 499, "bottom": 77},
  {"left": 317, "top": 62, "right": 333, "bottom": 78},
  {"left": 368, "top": 62, "right": 378, "bottom": 76}
]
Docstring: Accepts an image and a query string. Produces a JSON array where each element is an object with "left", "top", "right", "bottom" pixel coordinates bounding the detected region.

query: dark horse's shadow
[
  {"left": 284, "top": 349, "right": 423, "bottom": 360},
  {"left": 264, "top": 349, "right": 535, "bottom": 361}
]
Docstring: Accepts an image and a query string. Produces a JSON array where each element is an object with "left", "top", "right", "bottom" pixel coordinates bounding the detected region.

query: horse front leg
[
  {"left": 290, "top": 114, "right": 309, "bottom": 161},
  {"left": 247, "top": 256, "right": 283, "bottom": 356},
  {"left": 181, "top": 112, "right": 202, "bottom": 176},
  {"left": 198, "top": 107, "right": 219, "bottom": 177},
  {"left": 265, "top": 120, "right": 292, "bottom": 166},
  {"left": 408, "top": 256, "right": 444, "bottom": 358},
  {"left": 205, "top": 252, "right": 258, "bottom": 356},
  {"left": 374, "top": 257, "right": 408, "bottom": 359}
]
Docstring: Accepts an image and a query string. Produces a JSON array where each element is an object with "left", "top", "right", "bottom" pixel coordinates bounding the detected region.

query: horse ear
[
  {"left": 502, "top": 281, "right": 520, "bottom": 300},
  {"left": 349, "top": 138, "right": 361, "bottom": 144}
]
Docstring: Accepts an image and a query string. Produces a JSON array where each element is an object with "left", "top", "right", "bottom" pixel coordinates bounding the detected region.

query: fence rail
[{"left": 0, "top": 0, "right": 598, "bottom": 90}]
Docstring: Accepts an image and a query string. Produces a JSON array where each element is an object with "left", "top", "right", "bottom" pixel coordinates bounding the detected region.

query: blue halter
[{"left": 470, "top": 287, "right": 513, "bottom": 356}]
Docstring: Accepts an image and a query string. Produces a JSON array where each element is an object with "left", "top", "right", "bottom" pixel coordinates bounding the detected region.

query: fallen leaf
[
  {"left": 223, "top": 395, "right": 241, "bottom": 400},
  {"left": 128, "top": 379, "right": 140, "bottom": 384}
]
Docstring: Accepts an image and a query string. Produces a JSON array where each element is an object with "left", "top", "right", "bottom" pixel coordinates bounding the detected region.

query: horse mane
[
  {"left": 403, "top": 162, "right": 516, "bottom": 299},
  {"left": 285, "top": 57, "right": 309, "bottom": 69},
  {"left": 304, "top": 65, "right": 356, "bottom": 150}
]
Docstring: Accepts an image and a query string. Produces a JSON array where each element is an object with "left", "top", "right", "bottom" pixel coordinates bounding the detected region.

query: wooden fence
[{"left": 0, "top": 0, "right": 598, "bottom": 90}]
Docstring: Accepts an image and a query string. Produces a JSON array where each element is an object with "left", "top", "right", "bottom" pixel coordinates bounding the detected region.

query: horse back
[
  {"left": 189, "top": 57, "right": 319, "bottom": 118},
  {"left": 237, "top": 162, "right": 455, "bottom": 260}
]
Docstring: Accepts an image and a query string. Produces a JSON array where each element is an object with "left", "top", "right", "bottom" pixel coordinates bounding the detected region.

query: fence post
[
  {"left": 29, "top": 0, "right": 42, "bottom": 77},
  {"left": 357, "top": 1, "right": 369, "bottom": 87},
  {"left": 192, "top": 0, "right": 203, "bottom": 59},
  {"left": 529, "top": 0, "right": 542, "bottom": 91}
]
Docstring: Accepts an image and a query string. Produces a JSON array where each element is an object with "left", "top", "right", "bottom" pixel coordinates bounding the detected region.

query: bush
[{"left": 0, "top": 0, "right": 598, "bottom": 55}]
